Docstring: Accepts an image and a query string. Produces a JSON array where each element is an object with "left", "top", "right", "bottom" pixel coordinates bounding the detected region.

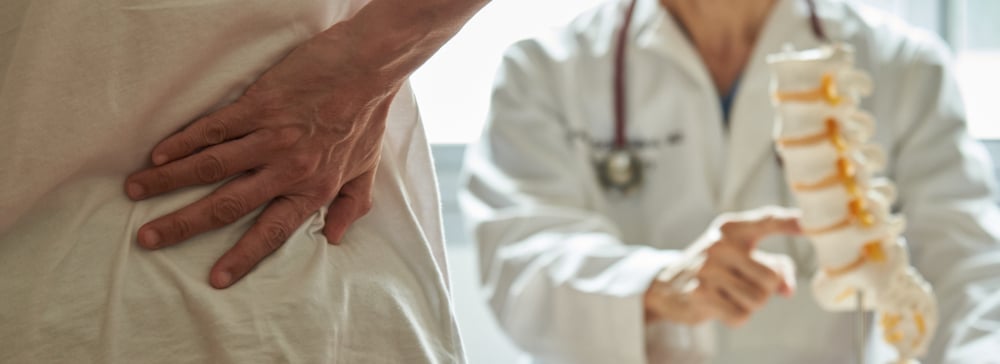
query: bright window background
[
  {"left": 952, "top": 0, "right": 1000, "bottom": 139},
  {"left": 411, "top": 0, "right": 607, "bottom": 144},
  {"left": 412, "top": 0, "right": 1000, "bottom": 143}
]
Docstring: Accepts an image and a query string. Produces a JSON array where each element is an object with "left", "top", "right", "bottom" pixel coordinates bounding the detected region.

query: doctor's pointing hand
[{"left": 644, "top": 210, "right": 800, "bottom": 327}]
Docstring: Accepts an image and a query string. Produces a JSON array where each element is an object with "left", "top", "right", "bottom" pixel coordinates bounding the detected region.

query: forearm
[
  {"left": 481, "top": 228, "right": 680, "bottom": 362},
  {"left": 323, "top": 0, "right": 490, "bottom": 91}
]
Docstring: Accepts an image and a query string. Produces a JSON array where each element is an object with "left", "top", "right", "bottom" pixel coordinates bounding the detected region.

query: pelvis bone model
[{"left": 768, "top": 44, "right": 938, "bottom": 363}]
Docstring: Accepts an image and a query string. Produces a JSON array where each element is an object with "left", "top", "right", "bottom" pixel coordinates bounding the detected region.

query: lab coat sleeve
[
  {"left": 459, "top": 41, "right": 689, "bottom": 363},
  {"left": 885, "top": 35, "right": 1000, "bottom": 362}
]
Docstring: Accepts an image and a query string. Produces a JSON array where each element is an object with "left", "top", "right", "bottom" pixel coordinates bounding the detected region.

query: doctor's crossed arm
[{"left": 123, "top": 0, "right": 490, "bottom": 289}]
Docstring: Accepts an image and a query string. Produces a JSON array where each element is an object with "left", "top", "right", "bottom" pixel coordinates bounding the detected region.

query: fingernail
[
  {"left": 126, "top": 183, "right": 145, "bottom": 199},
  {"left": 212, "top": 271, "right": 232, "bottom": 288},
  {"left": 152, "top": 153, "right": 168, "bottom": 166},
  {"left": 139, "top": 229, "right": 161, "bottom": 249}
]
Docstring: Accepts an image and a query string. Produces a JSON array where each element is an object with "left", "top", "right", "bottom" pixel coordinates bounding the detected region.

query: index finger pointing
[
  {"left": 719, "top": 216, "right": 801, "bottom": 249},
  {"left": 759, "top": 216, "right": 802, "bottom": 236},
  {"left": 152, "top": 100, "right": 259, "bottom": 166}
]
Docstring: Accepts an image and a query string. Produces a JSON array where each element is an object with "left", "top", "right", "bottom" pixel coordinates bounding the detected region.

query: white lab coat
[{"left": 459, "top": 0, "right": 1000, "bottom": 363}]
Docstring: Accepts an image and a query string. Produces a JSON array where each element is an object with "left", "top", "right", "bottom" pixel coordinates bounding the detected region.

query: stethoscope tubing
[
  {"left": 612, "top": 0, "right": 640, "bottom": 150},
  {"left": 610, "top": 0, "right": 828, "bottom": 150},
  {"left": 608, "top": 0, "right": 828, "bottom": 274}
]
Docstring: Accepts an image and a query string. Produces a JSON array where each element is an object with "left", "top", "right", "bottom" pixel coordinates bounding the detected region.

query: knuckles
[
  {"left": 719, "top": 221, "right": 748, "bottom": 239},
  {"left": 314, "top": 181, "right": 344, "bottom": 201},
  {"left": 337, "top": 194, "right": 374, "bottom": 217},
  {"left": 211, "top": 196, "right": 248, "bottom": 225},
  {"left": 705, "top": 242, "right": 730, "bottom": 257},
  {"left": 272, "top": 125, "right": 307, "bottom": 149},
  {"left": 760, "top": 269, "right": 782, "bottom": 289},
  {"left": 169, "top": 216, "right": 193, "bottom": 241},
  {"left": 262, "top": 223, "right": 292, "bottom": 251},
  {"left": 357, "top": 197, "right": 373, "bottom": 216},
  {"left": 202, "top": 117, "right": 228, "bottom": 145},
  {"left": 285, "top": 153, "right": 321, "bottom": 177},
  {"left": 747, "top": 288, "right": 769, "bottom": 307},
  {"left": 234, "top": 226, "right": 288, "bottom": 270},
  {"left": 259, "top": 125, "right": 323, "bottom": 181},
  {"left": 178, "top": 134, "right": 200, "bottom": 157},
  {"left": 195, "top": 154, "right": 227, "bottom": 183},
  {"left": 151, "top": 167, "right": 176, "bottom": 193}
]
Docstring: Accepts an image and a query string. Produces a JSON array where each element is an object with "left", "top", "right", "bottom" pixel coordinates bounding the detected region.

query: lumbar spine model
[{"left": 768, "top": 44, "right": 937, "bottom": 363}]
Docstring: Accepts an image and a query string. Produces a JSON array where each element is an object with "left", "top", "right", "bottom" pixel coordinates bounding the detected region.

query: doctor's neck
[{"left": 659, "top": 0, "right": 778, "bottom": 95}]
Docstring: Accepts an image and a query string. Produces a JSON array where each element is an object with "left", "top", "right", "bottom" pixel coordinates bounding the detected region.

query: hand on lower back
[
  {"left": 123, "top": 21, "right": 398, "bottom": 289},
  {"left": 645, "top": 207, "right": 801, "bottom": 327}
]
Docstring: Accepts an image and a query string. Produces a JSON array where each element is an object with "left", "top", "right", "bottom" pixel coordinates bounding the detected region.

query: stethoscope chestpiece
[
  {"left": 596, "top": 0, "right": 827, "bottom": 195},
  {"left": 596, "top": 147, "right": 642, "bottom": 194}
]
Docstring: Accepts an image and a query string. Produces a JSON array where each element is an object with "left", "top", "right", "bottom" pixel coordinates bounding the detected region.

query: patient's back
[{"left": 0, "top": 1, "right": 462, "bottom": 362}]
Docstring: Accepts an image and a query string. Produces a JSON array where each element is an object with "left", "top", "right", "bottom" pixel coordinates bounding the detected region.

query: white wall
[{"left": 411, "top": 0, "right": 608, "bottom": 144}]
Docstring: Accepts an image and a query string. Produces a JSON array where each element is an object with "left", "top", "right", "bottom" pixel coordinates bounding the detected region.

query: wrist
[
  {"left": 643, "top": 261, "right": 705, "bottom": 325},
  {"left": 309, "top": 21, "right": 399, "bottom": 96},
  {"left": 643, "top": 275, "right": 670, "bottom": 323},
  {"left": 644, "top": 275, "right": 691, "bottom": 324},
  {"left": 327, "top": 0, "right": 490, "bottom": 84}
]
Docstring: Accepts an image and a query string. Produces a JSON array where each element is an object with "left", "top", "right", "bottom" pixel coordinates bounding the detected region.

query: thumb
[
  {"left": 323, "top": 169, "right": 377, "bottom": 245},
  {"left": 752, "top": 251, "right": 798, "bottom": 297}
]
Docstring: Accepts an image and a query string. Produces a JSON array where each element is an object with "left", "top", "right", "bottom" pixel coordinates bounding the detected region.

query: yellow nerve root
[
  {"left": 774, "top": 73, "right": 843, "bottom": 105},
  {"left": 862, "top": 241, "right": 887, "bottom": 263},
  {"left": 835, "top": 288, "right": 856, "bottom": 303},
  {"left": 882, "top": 313, "right": 904, "bottom": 344}
]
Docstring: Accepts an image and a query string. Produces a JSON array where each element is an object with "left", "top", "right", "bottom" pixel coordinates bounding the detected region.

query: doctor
[{"left": 460, "top": 0, "right": 1000, "bottom": 362}]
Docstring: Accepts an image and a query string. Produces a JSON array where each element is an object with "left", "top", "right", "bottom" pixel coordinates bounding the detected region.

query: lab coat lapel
[
  {"left": 633, "top": 0, "right": 727, "bottom": 206},
  {"left": 632, "top": 0, "right": 713, "bottom": 90},
  {"left": 720, "top": 0, "right": 822, "bottom": 210}
]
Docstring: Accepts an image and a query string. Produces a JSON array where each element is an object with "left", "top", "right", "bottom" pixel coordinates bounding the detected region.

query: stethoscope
[{"left": 596, "top": 0, "right": 829, "bottom": 193}]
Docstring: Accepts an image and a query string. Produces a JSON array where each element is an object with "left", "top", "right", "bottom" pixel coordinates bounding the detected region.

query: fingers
[
  {"left": 150, "top": 101, "right": 258, "bottom": 166},
  {"left": 697, "top": 242, "right": 790, "bottom": 327},
  {"left": 692, "top": 284, "right": 748, "bottom": 327},
  {"left": 125, "top": 131, "right": 272, "bottom": 200},
  {"left": 135, "top": 171, "right": 280, "bottom": 249},
  {"left": 710, "top": 242, "right": 785, "bottom": 295},
  {"left": 700, "top": 262, "right": 770, "bottom": 313},
  {"left": 752, "top": 251, "right": 797, "bottom": 297},
  {"left": 705, "top": 245, "right": 776, "bottom": 300},
  {"left": 209, "top": 196, "right": 316, "bottom": 289},
  {"left": 322, "top": 168, "right": 376, "bottom": 245},
  {"left": 718, "top": 215, "right": 801, "bottom": 250}
]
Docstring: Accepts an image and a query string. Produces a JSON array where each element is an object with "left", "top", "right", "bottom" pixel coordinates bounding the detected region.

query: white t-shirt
[{"left": 0, "top": 1, "right": 464, "bottom": 363}]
